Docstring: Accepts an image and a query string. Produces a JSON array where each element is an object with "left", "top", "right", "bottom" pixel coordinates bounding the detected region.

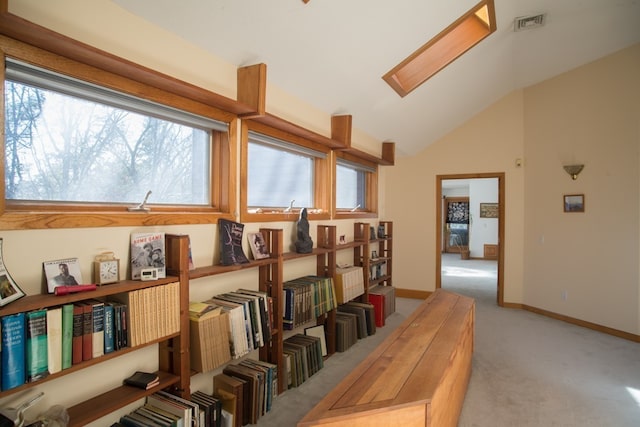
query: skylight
[{"left": 383, "top": 0, "right": 496, "bottom": 97}]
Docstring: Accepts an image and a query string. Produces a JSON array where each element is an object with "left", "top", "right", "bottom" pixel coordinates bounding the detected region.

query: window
[
  {"left": 241, "top": 123, "right": 330, "bottom": 222},
  {"left": 1, "top": 37, "right": 235, "bottom": 229},
  {"left": 382, "top": 0, "right": 496, "bottom": 97},
  {"left": 334, "top": 153, "right": 378, "bottom": 218},
  {"left": 5, "top": 59, "right": 225, "bottom": 206}
]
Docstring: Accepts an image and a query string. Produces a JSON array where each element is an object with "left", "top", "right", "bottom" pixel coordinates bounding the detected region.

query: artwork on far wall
[
  {"left": 563, "top": 194, "right": 585, "bottom": 213},
  {"left": 479, "top": 203, "right": 499, "bottom": 218}
]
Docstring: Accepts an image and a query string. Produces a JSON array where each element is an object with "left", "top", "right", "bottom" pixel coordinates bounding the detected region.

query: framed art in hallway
[
  {"left": 563, "top": 194, "right": 584, "bottom": 212},
  {"left": 479, "top": 202, "right": 499, "bottom": 218}
]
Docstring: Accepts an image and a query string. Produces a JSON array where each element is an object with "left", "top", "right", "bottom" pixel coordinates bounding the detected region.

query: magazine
[
  {"left": 0, "top": 238, "right": 25, "bottom": 306},
  {"left": 130, "top": 232, "right": 166, "bottom": 280},
  {"left": 247, "top": 232, "right": 270, "bottom": 260}
]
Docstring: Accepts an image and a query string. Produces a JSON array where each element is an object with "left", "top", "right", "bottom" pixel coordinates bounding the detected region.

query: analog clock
[{"left": 94, "top": 259, "right": 119, "bottom": 285}]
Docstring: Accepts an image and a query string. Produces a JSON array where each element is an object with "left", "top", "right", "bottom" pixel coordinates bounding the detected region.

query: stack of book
[
  {"left": 282, "top": 333, "right": 324, "bottom": 388},
  {"left": 335, "top": 311, "right": 359, "bottom": 352},
  {"left": 334, "top": 266, "right": 365, "bottom": 304},
  {"left": 206, "top": 288, "right": 273, "bottom": 360},
  {"left": 110, "top": 281, "right": 180, "bottom": 347},
  {"left": 283, "top": 276, "right": 337, "bottom": 330},
  {"left": 337, "top": 301, "right": 376, "bottom": 339},
  {"left": 189, "top": 301, "right": 232, "bottom": 372},
  {"left": 369, "top": 285, "right": 396, "bottom": 318},
  {"left": 221, "top": 359, "right": 279, "bottom": 425}
]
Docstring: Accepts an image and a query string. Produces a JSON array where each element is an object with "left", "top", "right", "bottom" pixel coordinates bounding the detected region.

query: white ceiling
[{"left": 114, "top": 0, "right": 640, "bottom": 157}]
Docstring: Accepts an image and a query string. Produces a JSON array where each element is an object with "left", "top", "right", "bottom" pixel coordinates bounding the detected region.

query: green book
[
  {"left": 61, "top": 304, "right": 74, "bottom": 370},
  {"left": 26, "top": 309, "right": 49, "bottom": 382}
]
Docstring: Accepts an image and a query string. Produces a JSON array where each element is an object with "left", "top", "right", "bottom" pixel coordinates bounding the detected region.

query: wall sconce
[{"left": 563, "top": 164, "right": 584, "bottom": 180}]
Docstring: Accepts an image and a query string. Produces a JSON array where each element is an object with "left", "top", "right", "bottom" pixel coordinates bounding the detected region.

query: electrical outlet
[{"left": 561, "top": 290, "right": 568, "bottom": 301}]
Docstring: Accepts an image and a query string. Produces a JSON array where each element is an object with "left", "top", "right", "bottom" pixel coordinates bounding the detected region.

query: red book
[
  {"left": 368, "top": 293, "right": 385, "bottom": 327},
  {"left": 80, "top": 302, "right": 93, "bottom": 361},
  {"left": 72, "top": 304, "right": 84, "bottom": 364}
]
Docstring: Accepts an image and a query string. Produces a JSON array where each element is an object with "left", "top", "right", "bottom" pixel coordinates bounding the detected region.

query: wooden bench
[{"left": 298, "top": 289, "right": 475, "bottom": 427}]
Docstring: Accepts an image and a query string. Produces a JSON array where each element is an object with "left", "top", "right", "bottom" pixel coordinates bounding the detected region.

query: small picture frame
[
  {"left": 563, "top": 194, "right": 585, "bottom": 213},
  {"left": 479, "top": 203, "right": 499, "bottom": 218},
  {"left": 247, "top": 232, "right": 270, "bottom": 260},
  {"left": 0, "top": 239, "right": 25, "bottom": 307},
  {"left": 371, "top": 250, "right": 378, "bottom": 259},
  {"left": 43, "top": 258, "right": 83, "bottom": 293},
  {"left": 339, "top": 235, "right": 346, "bottom": 245}
]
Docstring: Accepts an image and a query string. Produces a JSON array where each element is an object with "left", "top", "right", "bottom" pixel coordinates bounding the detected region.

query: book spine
[
  {"left": 71, "top": 304, "right": 83, "bottom": 364},
  {"left": 1, "top": 312, "right": 26, "bottom": 390},
  {"left": 92, "top": 301, "right": 105, "bottom": 358},
  {"left": 26, "top": 309, "right": 49, "bottom": 382},
  {"left": 61, "top": 304, "right": 74, "bottom": 370},
  {"left": 82, "top": 303, "right": 93, "bottom": 361},
  {"left": 104, "top": 304, "right": 115, "bottom": 354},
  {"left": 46, "top": 306, "right": 63, "bottom": 374}
]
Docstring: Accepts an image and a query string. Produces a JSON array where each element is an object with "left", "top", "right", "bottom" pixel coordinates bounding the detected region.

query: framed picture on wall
[
  {"left": 563, "top": 194, "right": 585, "bottom": 213},
  {"left": 479, "top": 203, "right": 499, "bottom": 218}
]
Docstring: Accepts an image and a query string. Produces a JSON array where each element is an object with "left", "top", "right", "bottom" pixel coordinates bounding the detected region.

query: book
[
  {"left": 0, "top": 238, "right": 25, "bottom": 307},
  {"left": 25, "top": 309, "right": 49, "bottom": 382},
  {"left": 103, "top": 303, "right": 115, "bottom": 354},
  {"left": 247, "top": 232, "right": 269, "bottom": 260},
  {"left": 88, "top": 299, "right": 105, "bottom": 358},
  {"left": 124, "top": 370, "right": 160, "bottom": 390},
  {"left": 71, "top": 304, "right": 84, "bottom": 364},
  {"left": 213, "top": 373, "right": 244, "bottom": 427},
  {"left": 218, "top": 219, "right": 249, "bottom": 266},
  {"left": 146, "top": 394, "right": 188, "bottom": 427},
  {"left": 131, "top": 232, "right": 166, "bottom": 280},
  {"left": 1, "top": 312, "right": 26, "bottom": 390},
  {"left": 61, "top": 303, "right": 74, "bottom": 370},
  {"left": 46, "top": 306, "right": 63, "bottom": 374},
  {"left": 80, "top": 302, "right": 93, "bottom": 361}
]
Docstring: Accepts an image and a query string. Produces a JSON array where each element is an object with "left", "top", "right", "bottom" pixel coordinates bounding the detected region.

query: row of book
[
  {"left": 0, "top": 282, "right": 180, "bottom": 391},
  {"left": 334, "top": 266, "right": 365, "bottom": 304},
  {"left": 369, "top": 261, "right": 388, "bottom": 282},
  {"left": 283, "top": 333, "right": 324, "bottom": 389},
  {"left": 111, "top": 281, "right": 181, "bottom": 347},
  {"left": 201, "top": 289, "right": 274, "bottom": 360},
  {"left": 334, "top": 301, "right": 376, "bottom": 353},
  {"left": 118, "top": 389, "right": 232, "bottom": 427},
  {"left": 283, "top": 276, "right": 337, "bottom": 330}
]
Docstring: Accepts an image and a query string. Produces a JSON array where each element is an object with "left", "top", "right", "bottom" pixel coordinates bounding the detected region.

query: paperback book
[
  {"left": 0, "top": 238, "right": 25, "bottom": 307},
  {"left": 43, "top": 258, "right": 82, "bottom": 294},
  {"left": 218, "top": 219, "right": 249, "bottom": 266}
]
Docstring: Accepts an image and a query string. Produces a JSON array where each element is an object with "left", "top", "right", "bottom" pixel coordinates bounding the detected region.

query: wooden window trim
[
  {"left": 333, "top": 151, "right": 378, "bottom": 220},
  {"left": 0, "top": 34, "right": 237, "bottom": 230},
  {"left": 240, "top": 120, "right": 331, "bottom": 223}
]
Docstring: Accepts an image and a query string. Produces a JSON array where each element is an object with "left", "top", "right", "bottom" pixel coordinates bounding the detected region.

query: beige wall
[{"left": 385, "top": 43, "right": 640, "bottom": 335}]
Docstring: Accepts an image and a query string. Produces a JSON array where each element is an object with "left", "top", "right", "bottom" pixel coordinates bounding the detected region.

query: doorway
[{"left": 435, "top": 173, "right": 505, "bottom": 306}]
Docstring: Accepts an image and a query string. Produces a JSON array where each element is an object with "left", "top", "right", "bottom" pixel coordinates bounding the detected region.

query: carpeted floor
[{"left": 257, "top": 254, "right": 640, "bottom": 426}]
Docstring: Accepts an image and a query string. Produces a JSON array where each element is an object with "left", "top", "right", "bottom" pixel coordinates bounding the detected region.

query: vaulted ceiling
[{"left": 114, "top": 0, "right": 640, "bottom": 157}]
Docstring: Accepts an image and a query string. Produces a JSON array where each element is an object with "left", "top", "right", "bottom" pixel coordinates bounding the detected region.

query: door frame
[{"left": 435, "top": 172, "right": 505, "bottom": 306}]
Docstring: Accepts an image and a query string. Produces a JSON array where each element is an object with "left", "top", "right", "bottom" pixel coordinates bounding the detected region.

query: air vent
[{"left": 513, "top": 13, "right": 546, "bottom": 31}]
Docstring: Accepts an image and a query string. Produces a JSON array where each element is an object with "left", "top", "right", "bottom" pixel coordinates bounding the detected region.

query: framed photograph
[
  {"left": 564, "top": 194, "right": 585, "bottom": 213},
  {"left": 247, "top": 232, "right": 270, "bottom": 260},
  {"left": 0, "top": 238, "right": 25, "bottom": 307},
  {"left": 304, "top": 324, "right": 327, "bottom": 357},
  {"left": 479, "top": 203, "right": 499, "bottom": 218},
  {"left": 43, "top": 257, "right": 83, "bottom": 293}
]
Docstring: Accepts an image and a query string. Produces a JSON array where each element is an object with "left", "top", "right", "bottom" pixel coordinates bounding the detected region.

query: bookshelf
[
  {"left": 0, "top": 234, "right": 192, "bottom": 427},
  {"left": 354, "top": 221, "right": 393, "bottom": 292}
]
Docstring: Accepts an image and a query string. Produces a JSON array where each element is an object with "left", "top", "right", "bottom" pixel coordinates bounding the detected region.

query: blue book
[
  {"left": 1, "top": 312, "right": 26, "bottom": 390},
  {"left": 104, "top": 304, "right": 115, "bottom": 354}
]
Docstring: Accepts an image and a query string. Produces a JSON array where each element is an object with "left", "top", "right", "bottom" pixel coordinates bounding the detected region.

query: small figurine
[{"left": 295, "top": 208, "right": 313, "bottom": 253}]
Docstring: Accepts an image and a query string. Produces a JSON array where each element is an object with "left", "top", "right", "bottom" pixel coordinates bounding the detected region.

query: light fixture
[{"left": 563, "top": 164, "right": 584, "bottom": 180}]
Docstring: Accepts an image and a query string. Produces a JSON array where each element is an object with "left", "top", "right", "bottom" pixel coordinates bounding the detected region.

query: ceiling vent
[{"left": 513, "top": 13, "right": 546, "bottom": 31}]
